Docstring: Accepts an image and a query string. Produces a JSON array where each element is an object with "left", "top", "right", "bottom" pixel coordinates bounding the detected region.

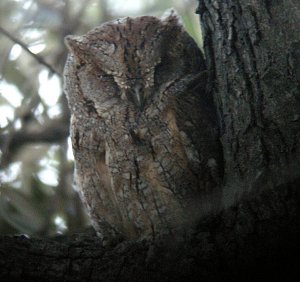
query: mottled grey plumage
[{"left": 64, "top": 10, "right": 220, "bottom": 242}]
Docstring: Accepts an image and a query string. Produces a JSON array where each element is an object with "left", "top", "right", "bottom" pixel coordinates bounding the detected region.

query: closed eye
[
  {"left": 97, "top": 74, "right": 113, "bottom": 81},
  {"left": 97, "top": 74, "right": 110, "bottom": 78}
]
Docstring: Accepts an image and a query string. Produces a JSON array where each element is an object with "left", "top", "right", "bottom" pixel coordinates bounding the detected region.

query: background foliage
[{"left": 0, "top": 0, "right": 202, "bottom": 236}]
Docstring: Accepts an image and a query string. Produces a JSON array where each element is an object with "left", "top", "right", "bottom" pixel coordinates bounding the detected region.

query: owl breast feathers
[{"left": 64, "top": 10, "right": 220, "bottom": 241}]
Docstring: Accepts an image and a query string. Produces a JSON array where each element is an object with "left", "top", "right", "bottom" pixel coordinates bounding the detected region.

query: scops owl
[{"left": 64, "top": 10, "right": 220, "bottom": 242}]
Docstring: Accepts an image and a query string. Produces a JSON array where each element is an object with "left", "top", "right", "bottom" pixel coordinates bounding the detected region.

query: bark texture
[
  {"left": 0, "top": 0, "right": 299, "bottom": 281},
  {"left": 0, "top": 181, "right": 299, "bottom": 281},
  {"left": 198, "top": 0, "right": 300, "bottom": 204}
]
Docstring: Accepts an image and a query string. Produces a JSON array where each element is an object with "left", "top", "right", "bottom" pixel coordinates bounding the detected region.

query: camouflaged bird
[{"left": 64, "top": 10, "right": 221, "bottom": 242}]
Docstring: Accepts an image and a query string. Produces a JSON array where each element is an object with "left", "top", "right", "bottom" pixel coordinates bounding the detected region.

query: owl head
[{"left": 65, "top": 9, "right": 204, "bottom": 111}]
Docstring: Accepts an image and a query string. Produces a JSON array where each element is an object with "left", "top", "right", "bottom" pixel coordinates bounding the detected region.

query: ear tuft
[
  {"left": 161, "top": 8, "right": 182, "bottom": 26},
  {"left": 64, "top": 35, "right": 85, "bottom": 54}
]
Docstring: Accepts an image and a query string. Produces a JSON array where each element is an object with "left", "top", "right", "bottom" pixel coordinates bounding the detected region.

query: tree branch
[
  {"left": 0, "top": 26, "right": 61, "bottom": 77},
  {"left": 0, "top": 117, "right": 69, "bottom": 167},
  {"left": 0, "top": 179, "right": 299, "bottom": 281}
]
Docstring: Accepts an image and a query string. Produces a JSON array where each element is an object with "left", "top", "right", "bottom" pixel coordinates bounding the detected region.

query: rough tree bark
[
  {"left": 0, "top": 0, "right": 299, "bottom": 281},
  {"left": 199, "top": 0, "right": 300, "bottom": 204}
]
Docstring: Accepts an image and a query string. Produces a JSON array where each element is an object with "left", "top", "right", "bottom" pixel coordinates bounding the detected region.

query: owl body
[{"left": 64, "top": 11, "right": 220, "bottom": 241}]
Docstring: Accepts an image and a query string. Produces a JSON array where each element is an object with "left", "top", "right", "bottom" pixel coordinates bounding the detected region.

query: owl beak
[
  {"left": 134, "top": 85, "right": 143, "bottom": 109},
  {"left": 130, "top": 84, "right": 145, "bottom": 110}
]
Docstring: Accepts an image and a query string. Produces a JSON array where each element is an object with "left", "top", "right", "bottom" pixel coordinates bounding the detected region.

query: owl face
[{"left": 65, "top": 10, "right": 203, "bottom": 111}]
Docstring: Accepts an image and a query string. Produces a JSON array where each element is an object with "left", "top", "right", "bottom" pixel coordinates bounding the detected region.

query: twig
[
  {"left": 0, "top": 116, "right": 70, "bottom": 168},
  {"left": 0, "top": 26, "right": 61, "bottom": 77}
]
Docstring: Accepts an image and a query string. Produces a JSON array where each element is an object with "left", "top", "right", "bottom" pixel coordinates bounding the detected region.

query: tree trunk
[
  {"left": 1, "top": 0, "right": 299, "bottom": 281},
  {"left": 198, "top": 0, "right": 300, "bottom": 203}
]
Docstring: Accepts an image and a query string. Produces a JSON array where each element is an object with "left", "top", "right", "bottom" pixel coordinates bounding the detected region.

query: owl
[{"left": 64, "top": 10, "right": 220, "bottom": 242}]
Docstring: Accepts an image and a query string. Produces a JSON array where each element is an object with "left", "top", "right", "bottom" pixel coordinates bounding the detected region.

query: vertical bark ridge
[{"left": 198, "top": 0, "right": 300, "bottom": 205}]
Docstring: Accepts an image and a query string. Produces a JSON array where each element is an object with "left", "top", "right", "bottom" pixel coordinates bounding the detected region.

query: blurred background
[{"left": 0, "top": 0, "right": 202, "bottom": 237}]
